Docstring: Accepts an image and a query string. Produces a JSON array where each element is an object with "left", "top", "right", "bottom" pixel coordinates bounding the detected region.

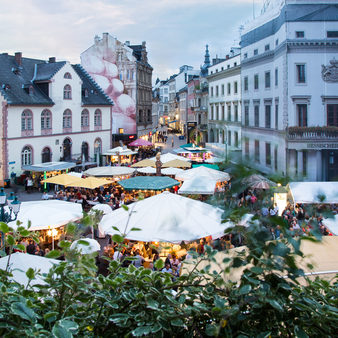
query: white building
[
  {"left": 0, "top": 52, "right": 112, "bottom": 184},
  {"left": 207, "top": 50, "right": 242, "bottom": 159},
  {"left": 241, "top": 0, "right": 338, "bottom": 181}
]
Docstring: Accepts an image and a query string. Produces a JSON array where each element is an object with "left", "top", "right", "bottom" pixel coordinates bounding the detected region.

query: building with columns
[
  {"left": 207, "top": 49, "right": 242, "bottom": 160},
  {"left": 0, "top": 52, "right": 113, "bottom": 184},
  {"left": 240, "top": 0, "right": 338, "bottom": 181}
]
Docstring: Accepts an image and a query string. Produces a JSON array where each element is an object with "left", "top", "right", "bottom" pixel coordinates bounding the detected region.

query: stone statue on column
[{"left": 155, "top": 152, "right": 162, "bottom": 176}]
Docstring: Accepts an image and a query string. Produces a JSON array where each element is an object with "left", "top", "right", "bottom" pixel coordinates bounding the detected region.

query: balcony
[{"left": 287, "top": 126, "right": 338, "bottom": 140}]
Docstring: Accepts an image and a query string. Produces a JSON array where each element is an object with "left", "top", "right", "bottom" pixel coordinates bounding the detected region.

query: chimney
[
  {"left": 49, "top": 57, "right": 56, "bottom": 63},
  {"left": 125, "top": 41, "right": 130, "bottom": 46},
  {"left": 226, "top": 54, "right": 229, "bottom": 59},
  {"left": 102, "top": 32, "right": 109, "bottom": 44},
  {"left": 15, "top": 52, "right": 22, "bottom": 66}
]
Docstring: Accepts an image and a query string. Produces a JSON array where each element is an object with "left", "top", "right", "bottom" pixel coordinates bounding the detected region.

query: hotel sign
[{"left": 307, "top": 143, "right": 338, "bottom": 149}]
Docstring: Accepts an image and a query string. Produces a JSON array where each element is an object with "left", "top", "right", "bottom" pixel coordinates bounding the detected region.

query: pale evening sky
[{"left": 0, "top": 0, "right": 264, "bottom": 81}]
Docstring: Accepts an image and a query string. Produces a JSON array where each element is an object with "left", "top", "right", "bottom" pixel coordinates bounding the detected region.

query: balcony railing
[{"left": 287, "top": 126, "right": 338, "bottom": 140}]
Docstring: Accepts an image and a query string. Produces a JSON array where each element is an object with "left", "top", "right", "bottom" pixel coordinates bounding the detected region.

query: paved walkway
[{"left": 154, "top": 127, "right": 187, "bottom": 154}]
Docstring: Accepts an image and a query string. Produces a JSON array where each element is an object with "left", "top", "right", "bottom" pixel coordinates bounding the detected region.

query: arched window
[
  {"left": 64, "top": 72, "right": 72, "bottom": 79},
  {"left": 81, "top": 142, "right": 89, "bottom": 162},
  {"left": 41, "top": 147, "right": 51, "bottom": 163},
  {"left": 21, "top": 110, "right": 33, "bottom": 131},
  {"left": 21, "top": 146, "right": 33, "bottom": 166},
  {"left": 63, "top": 138, "right": 72, "bottom": 161},
  {"left": 63, "top": 109, "right": 72, "bottom": 128},
  {"left": 81, "top": 109, "right": 89, "bottom": 127},
  {"left": 94, "top": 109, "right": 102, "bottom": 127},
  {"left": 41, "top": 109, "right": 52, "bottom": 129},
  {"left": 63, "top": 85, "right": 72, "bottom": 99}
]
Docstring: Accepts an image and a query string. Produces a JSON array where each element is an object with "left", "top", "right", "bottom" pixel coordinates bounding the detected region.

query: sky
[{"left": 0, "top": 0, "right": 264, "bottom": 82}]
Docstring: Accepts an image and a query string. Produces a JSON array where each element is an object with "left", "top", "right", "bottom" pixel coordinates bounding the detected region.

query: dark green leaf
[
  {"left": 11, "top": 302, "right": 36, "bottom": 321},
  {"left": 66, "top": 223, "right": 76, "bottom": 235},
  {"left": 154, "top": 259, "right": 164, "bottom": 270},
  {"left": 0, "top": 222, "right": 9, "bottom": 233},
  {"left": 239, "top": 284, "right": 252, "bottom": 295},
  {"left": 6, "top": 234, "right": 15, "bottom": 245},
  {"left": 132, "top": 326, "right": 151, "bottom": 336},
  {"left": 111, "top": 234, "right": 124, "bottom": 243},
  {"left": 122, "top": 204, "right": 129, "bottom": 211},
  {"left": 294, "top": 325, "right": 309, "bottom": 338},
  {"left": 45, "top": 250, "right": 61, "bottom": 259},
  {"left": 18, "top": 229, "right": 31, "bottom": 237},
  {"left": 26, "top": 268, "right": 35, "bottom": 280},
  {"left": 58, "top": 240, "right": 71, "bottom": 249},
  {"left": 267, "top": 299, "right": 283, "bottom": 312},
  {"left": 130, "top": 227, "right": 141, "bottom": 232},
  {"left": 171, "top": 318, "right": 184, "bottom": 327}
]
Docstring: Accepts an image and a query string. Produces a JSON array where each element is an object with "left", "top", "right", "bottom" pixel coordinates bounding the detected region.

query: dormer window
[
  {"left": 64, "top": 72, "right": 72, "bottom": 79},
  {"left": 29, "top": 86, "right": 34, "bottom": 95},
  {"left": 84, "top": 88, "right": 89, "bottom": 98}
]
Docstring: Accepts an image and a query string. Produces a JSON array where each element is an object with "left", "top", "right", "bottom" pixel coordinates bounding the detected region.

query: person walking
[{"left": 171, "top": 137, "right": 174, "bottom": 148}]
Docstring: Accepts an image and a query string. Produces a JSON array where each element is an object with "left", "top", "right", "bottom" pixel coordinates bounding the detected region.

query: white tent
[
  {"left": 99, "top": 191, "right": 226, "bottom": 242},
  {"left": 178, "top": 176, "right": 217, "bottom": 195},
  {"left": 149, "top": 153, "right": 190, "bottom": 163},
  {"left": 323, "top": 215, "right": 338, "bottom": 235},
  {"left": 161, "top": 167, "right": 184, "bottom": 176},
  {"left": 136, "top": 166, "right": 156, "bottom": 174},
  {"left": 70, "top": 238, "right": 101, "bottom": 254},
  {"left": 102, "top": 146, "right": 137, "bottom": 156},
  {"left": 91, "top": 203, "right": 113, "bottom": 215},
  {"left": 205, "top": 157, "right": 224, "bottom": 163},
  {"left": 0, "top": 252, "right": 60, "bottom": 286},
  {"left": 175, "top": 165, "right": 230, "bottom": 183},
  {"left": 84, "top": 166, "right": 135, "bottom": 177},
  {"left": 8, "top": 200, "right": 83, "bottom": 231},
  {"left": 288, "top": 182, "right": 338, "bottom": 204}
]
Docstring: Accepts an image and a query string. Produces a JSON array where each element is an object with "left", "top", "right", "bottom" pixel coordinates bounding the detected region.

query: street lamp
[{"left": 0, "top": 188, "right": 21, "bottom": 247}]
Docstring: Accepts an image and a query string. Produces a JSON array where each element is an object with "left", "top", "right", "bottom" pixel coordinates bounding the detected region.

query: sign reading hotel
[{"left": 81, "top": 33, "right": 137, "bottom": 134}]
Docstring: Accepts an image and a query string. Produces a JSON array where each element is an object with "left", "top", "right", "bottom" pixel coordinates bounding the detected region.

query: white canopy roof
[
  {"left": 161, "top": 167, "right": 184, "bottom": 176},
  {"left": 0, "top": 252, "right": 60, "bottom": 286},
  {"left": 84, "top": 166, "right": 135, "bottom": 177},
  {"left": 288, "top": 182, "right": 338, "bottom": 204},
  {"left": 102, "top": 146, "right": 137, "bottom": 156},
  {"left": 136, "top": 166, "right": 156, "bottom": 174},
  {"left": 8, "top": 200, "right": 83, "bottom": 231},
  {"left": 205, "top": 156, "right": 224, "bottom": 163},
  {"left": 175, "top": 165, "right": 230, "bottom": 183},
  {"left": 70, "top": 238, "right": 101, "bottom": 254},
  {"left": 99, "top": 191, "right": 226, "bottom": 242},
  {"left": 90, "top": 203, "right": 113, "bottom": 215},
  {"left": 149, "top": 153, "right": 190, "bottom": 163},
  {"left": 323, "top": 215, "right": 338, "bottom": 235},
  {"left": 178, "top": 176, "right": 216, "bottom": 195}
]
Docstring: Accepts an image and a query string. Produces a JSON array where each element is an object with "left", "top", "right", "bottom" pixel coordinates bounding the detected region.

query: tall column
[{"left": 289, "top": 149, "right": 297, "bottom": 178}]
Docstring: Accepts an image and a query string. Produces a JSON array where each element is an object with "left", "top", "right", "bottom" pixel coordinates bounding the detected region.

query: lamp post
[{"left": 0, "top": 189, "right": 21, "bottom": 248}]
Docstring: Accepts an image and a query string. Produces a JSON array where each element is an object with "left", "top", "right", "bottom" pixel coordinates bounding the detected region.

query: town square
[{"left": 0, "top": 0, "right": 337, "bottom": 336}]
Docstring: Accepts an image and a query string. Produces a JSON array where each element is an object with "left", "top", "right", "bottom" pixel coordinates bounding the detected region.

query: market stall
[
  {"left": 149, "top": 153, "right": 191, "bottom": 163},
  {"left": 178, "top": 176, "right": 217, "bottom": 195},
  {"left": 102, "top": 146, "right": 138, "bottom": 165},
  {"left": 83, "top": 166, "right": 135, "bottom": 178},
  {"left": 99, "top": 191, "right": 226, "bottom": 242},
  {"left": 288, "top": 182, "right": 338, "bottom": 204},
  {"left": 175, "top": 165, "right": 230, "bottom": 183},
  {"left": 128, "top": 138, "right": 153, "bottom": 147},
  {"left": 118, "top": 176, "right": 179, "bottom": 192}
]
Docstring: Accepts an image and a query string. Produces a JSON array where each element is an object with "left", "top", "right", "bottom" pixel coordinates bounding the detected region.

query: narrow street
[{"left": 154, "top": 127, "right": 187, "bottom": 154}]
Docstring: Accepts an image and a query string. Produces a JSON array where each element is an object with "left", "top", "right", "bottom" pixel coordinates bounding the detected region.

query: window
[
  {"left": 234, "top": 81, "right": 238, "bottom": 94},
  {"left": 216, "top": 105, "right": 219, "bottom": 120},
  {"left": 210, "top": 87, "right": 214, "bottom": 97},
  {"left": 296, "top": 31, "right": 305, "bottom": 38},
  {"left": 297, "top": 104, "right": 307, "bottom": 127},
  {"left": 94, "top": 109, "right": 102, "bottom": 126},
  {"left": 21, "top": 110, "right": 33, "bottom": 131},
  {"left": 234, "top": 132, "right": 239, "bottom": 148},
  {"left": 265, "top": 105, "right": 271, "bottom": 128},
  {"left": 63, "top": 109, "right": 72, "bottom": 128},
  {"left": 265, "top": 44, "right": 270, "bottom": 51},
  {"left": 254, "top": 105, "right": 259, "bottom": 127},
  {"left": 254, "top": 74, "right": 259, "bottom": 90},
  {"left": 118, "top": 128, "right": 124, "bottom": 134},
  {"left": 64, "top": 72, "right": 72, "bottom": 79},
  {"left": 254, "top": 140, "right": 260, "bottom": 162},
  {"left": 216, "top": 85, "right": 219, "bottom": 97},
  {"left": 327, "top": 104, "right": 338, "bottom": 126},
  {"left": 265, "top": 71, "right": 271, "bottom": 89},
  {"left": 275, "top": 39, "right": 279, "bottom": 46},
  {"left": 327, "top": 31, "right": 338, "bottom": 38},
  {"left": 63, "top": 85, "right": 72, "bottom": 99},
  {"left": 41, "top": 109, "right": 51, "bottom": 129},
  {"left": 275, "top": 104, "right": 279, "bottom": 129},
  {"left": 244, "top": 76, "right": 248, "bottom": 91},
  {"left": 221, "top": 84, "right": 224, "bottom": 96},
  {"left": 265, "top": 143, "right": 271, "bottom": 166},
  {"left": 234, "top": 104, "right": 238, "bottom": 122},
  {"left": 210, "top": 105, "right": 214, "bottom": 120},
  {"left": 227, "top": 105, "right": 231, "bottom": 121},
  {"left": 221, "top": 105, "right": 225, "bottom": 120},
  {"left": 147, "top": 109, "right": 151, "bottom": 122},
  {"left": 244, "top": 105, "right": 249, "bottom": 126},
  {"left": 81, "top": 109, "right": 89, "bottom": 127},
  {"left": 41, "top": 147, "right": 51, "bottom": 163},
  {"left": 275, "top": 68, "right": 278, "bottom": 86},
  {"left": 227, "top": 131, "right": 231, "bottom": 146},
  {"left": 296, "top": 64, "right": 306, "bottom": 83},
  {"left": 245, "top": 138, "right": 249, "bottom": 159},
  {"left": 21, "top": 146, "right": 32, "bottom": 166},
  {"left": 274, "top": 146, "right": 278, "bottom": 171},
  {"left": 227, "top": 83, "right": 231, "bottom": 95},
  {"left": 254, "top": 49, "right": 258, "bottom": 55},
  {"left": 234, "top": 62, "right": 237, "bottom": 67},
  {"left": 244, "top": 53, "right": 248, "bottom": 59}
]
